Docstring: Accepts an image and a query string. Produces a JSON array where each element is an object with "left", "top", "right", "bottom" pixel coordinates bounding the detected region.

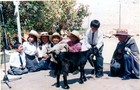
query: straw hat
[
  {"left": 29, "top": 30, "right": 40, "bottom": 38},
  {"left": 50, "top": 32, "right": 62, "bottom": 42},
  {"left": 68, "top": 30, "right": 80, "bottom": 40},
  {"left": 114, "top": 29, "right": 130, "bottom": 36},
  {"left": 40, "top": 32, "right": 49, "bottom": 37}
]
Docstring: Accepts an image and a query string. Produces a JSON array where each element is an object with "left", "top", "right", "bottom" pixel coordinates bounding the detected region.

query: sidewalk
[
  {"left": 1, "top": 63, "right": 140, "bottom": 90},
  {"left": 1, "top": 36, "right": 140, "bottom": 90}
]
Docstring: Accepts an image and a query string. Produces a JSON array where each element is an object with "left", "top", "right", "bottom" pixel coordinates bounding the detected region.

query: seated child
[{"left": 7, "top": 43, "right": 28, "bottom": 75}]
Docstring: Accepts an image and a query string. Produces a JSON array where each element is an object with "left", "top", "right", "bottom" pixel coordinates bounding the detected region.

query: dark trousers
[
  {"left": 94, "top": 45, "right": 104, "bottom": 76},
  {"left": 123, "top": 54, "right": 140, "bottom": 78},
  {"left": 38, "top": 59, "right": 56, "bottom": 70}
]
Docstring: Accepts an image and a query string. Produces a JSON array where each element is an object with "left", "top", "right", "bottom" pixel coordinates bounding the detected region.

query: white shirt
[
  {"left": 9, "top": 51, "right": 26, "bottom": 68},
  {"left": 37, "top": 43, "right": 51, "bottom": 58},
  {"left": 23, "top": 42, "right": 38, "bottom": 56},
  {"left": 83, "top": 29, "right": 104, "bottom": 51}
]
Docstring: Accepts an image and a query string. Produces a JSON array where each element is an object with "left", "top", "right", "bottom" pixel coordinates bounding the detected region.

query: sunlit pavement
[{"left": 1, "top": 37, "right": 140, "bottom": 90}]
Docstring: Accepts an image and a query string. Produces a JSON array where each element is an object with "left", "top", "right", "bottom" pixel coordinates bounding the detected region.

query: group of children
[
  {"left": 7, "top": 19, "right": 140, "bottom": 80},
  {"left": 8, "top": 29, "right": 81, "bottom": 75}
]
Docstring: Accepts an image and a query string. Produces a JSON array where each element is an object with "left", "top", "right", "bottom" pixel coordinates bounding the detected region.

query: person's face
[
  {"left": 116, "top": 35, "right": 128, "bottom": 42},
  {"left": 41, "top": 36, "right": 49, "bottom": 44},
  {"left": 52, "top": 36, "right": 60, "bottom": 44},
  {"left": 28, "top": 35, "right": 35, "bottom": 43},
  {"left": 91, "top": 27, "right": 97, "bottom": 33},
  {"left": 69, "top": 34, "right": 78, "bottom": 42},
  {"left": 16, "top": 45, "right": 23, "bottom": 52}
]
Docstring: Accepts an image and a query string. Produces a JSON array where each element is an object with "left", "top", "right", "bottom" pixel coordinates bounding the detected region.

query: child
[
  {"left": 50, "top": 32, "right": 62, "bottom": 47},
  {"left": 7, "top": 43, "right": 28, "bottom": 75},
  {"left": 23, "top": 30, "right": 39, "bottom": 72},
  {"left": 37, "top": 32, "right": 53, "bottom": 70},
  {"left": 66, "top": 30, "right": 82, "bottom": 52}
]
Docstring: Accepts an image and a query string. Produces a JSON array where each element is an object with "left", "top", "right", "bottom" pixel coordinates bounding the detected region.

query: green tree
[
  {"left": 43, "top": 0, "right": 89, "bottom": 33},
  {"left": 20, "top": 1, "right": 45, "bottom": 31},
  {"left": 0, "top": 1, "right": 89, "bottom": 34}
]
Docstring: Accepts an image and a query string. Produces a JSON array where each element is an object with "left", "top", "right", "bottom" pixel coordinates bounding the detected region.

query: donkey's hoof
[
  {"left": 64, "top": 85, "right": 70, "bottom": 89},
  {"left": 83, "top": 78, "right": 87, "bottom": 81},
  {"left": 79, "top": 80, "right": 83, "bottom": 84},
  {"left": 56, "top": 84, "right": 60, "bottom": 88}
]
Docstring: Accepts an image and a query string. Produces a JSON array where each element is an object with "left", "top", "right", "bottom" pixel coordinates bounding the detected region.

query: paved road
[
  {"left": 1, "top": 36, "right": 140, "bottom": 90},
  {"left": 1, "top": 62, "right": 140, "bottom": 90}
]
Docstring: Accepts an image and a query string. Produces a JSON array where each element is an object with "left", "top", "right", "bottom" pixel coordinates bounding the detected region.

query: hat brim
[
  {"left": 113, "top": 33, "right": 130, "bottom": 36},
  {"left": 40, "top": 35, "right": 50, "bottom": 37},
  {"left": 50, "top": 35, "right": 62, "bottom": 42},
  {"left": 29, "top": 33, "right": 40, "bottom": 38},
  {"left": 68, "top": 33, "right": 80, "bottom": 40}
]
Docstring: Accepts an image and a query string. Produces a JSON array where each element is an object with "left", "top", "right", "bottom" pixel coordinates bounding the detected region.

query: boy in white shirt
[
  {"left": 7, "top": 43, "right": 28, "bottom": 75},
  {"left": 84, "top": 19, "right": 104, "bottom": 78}
]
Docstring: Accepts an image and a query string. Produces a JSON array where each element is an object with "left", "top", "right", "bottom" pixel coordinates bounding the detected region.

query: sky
[{"left": 76, "top": 0, "right": 139, "bottom": 32}]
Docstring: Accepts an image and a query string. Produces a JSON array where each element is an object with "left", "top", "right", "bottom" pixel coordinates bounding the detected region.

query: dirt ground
[{"left": 1, "top": 36, "right": 140, "bottom": 90}]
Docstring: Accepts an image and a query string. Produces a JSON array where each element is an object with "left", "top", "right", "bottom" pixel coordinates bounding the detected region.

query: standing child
[{"left": 7, "top": 43, "right": 28, "bottom": 75}]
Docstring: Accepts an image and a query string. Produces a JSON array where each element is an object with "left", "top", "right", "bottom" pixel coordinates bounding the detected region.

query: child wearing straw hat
[
  {"left": 50, "top": 32, "right": 62, "bottom": 47},
  {"left": 65, "top": 30, "right": 82, "bottom": 74},
  {"left": 38, "top": 32, "right": 51, "bottom": 60},
  {"left": 66, "top": 30, "right": 82, "bottom": 52},
  {"left": 23, "top": 30, "right": 40, "bottom": 72},
  {"left": 37, "top": 32, "right": 55, "bottom": 70}
]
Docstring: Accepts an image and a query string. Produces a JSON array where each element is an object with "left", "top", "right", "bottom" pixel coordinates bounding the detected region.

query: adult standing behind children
[
  {"left": 23, "top": 30, "right": 40, "bottom": 72},
  {"left": 7, "top": 43, "right": 28, "bottom": 75},
  {"left": 84, "top": 19, "right": 104, "bottom": 78}
]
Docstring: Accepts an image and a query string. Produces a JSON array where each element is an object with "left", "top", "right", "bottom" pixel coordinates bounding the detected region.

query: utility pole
[
  {"left": 13, "top": 1, "right": 22, "bottom": 43},
  {"left": 119, "top": 0, "right": 121, "bottom": 30}
]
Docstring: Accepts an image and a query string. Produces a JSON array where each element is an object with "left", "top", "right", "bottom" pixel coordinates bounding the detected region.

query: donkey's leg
[
  {"left": 83, "top": 69, "right": 87, "bottom": 81},
  {"left": 63, "top": 72, "right": 69, "bottom": 89},
  {"left": 79, "top": 65, "right": 85, "bottom": 84},
  {"left": 56, "top": 70, "right": 60, "bottom": 87}
]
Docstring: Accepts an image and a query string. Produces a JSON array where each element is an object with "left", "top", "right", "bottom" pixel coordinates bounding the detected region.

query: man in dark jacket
[{"left": 110, "top": 29, "right": 140, "bottom": 80}]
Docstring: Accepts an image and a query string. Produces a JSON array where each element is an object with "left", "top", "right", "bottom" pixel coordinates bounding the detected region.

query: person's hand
[
  {"left": 42, "top": 54, "right": 50, "bottom": 59},
  {"left": 124, "top": 47, "right": 131, "bottom": 53},
  {"left": 19, "top": 66, "right": 25, "bottom": 70},
  {"left": 64, "top": 44, "right": 69, "bottom": 51},
  {"left": 93, "top": 47, "right": 98, "bottom": 55}
]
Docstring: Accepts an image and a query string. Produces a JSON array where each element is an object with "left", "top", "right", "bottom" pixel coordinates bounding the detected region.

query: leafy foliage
[{"left": 0, "top": 1, "right": 89, "bottom": 35}]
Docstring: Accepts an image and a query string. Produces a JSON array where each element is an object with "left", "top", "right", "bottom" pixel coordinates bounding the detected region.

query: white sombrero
[
  {"left": 50, "top": 32, "right": 62, "bottom": 42},
  {"left": 29, "top": 30, "right": 40, "bottom": 38}
]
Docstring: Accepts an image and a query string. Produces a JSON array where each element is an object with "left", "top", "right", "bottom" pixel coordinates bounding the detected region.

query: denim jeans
[
  {"left": 94, "top": 45, "right": 104, "bottom": 75},
  {"left": 8, "top": 66, "right": 28, "bottom": 75}
]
